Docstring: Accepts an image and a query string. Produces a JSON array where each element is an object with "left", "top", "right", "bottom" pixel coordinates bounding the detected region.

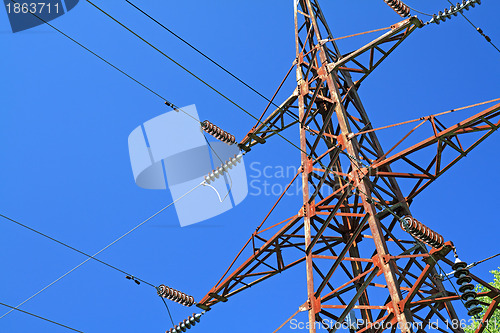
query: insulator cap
[
  {"left": 383, "top": 0, "right": 410, "bottom": 17},
  {"left": 157, "top": 284, "right": 195, "bottom": 307},
  {"left": 201, "top": 120, "right": 236, "bottom": 145},
  {"left": 401, "top": 216, "right": 444, "bottom": 248}
]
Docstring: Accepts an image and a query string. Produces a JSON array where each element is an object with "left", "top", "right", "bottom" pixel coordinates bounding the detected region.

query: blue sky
[{"left": 1, "top": 0, "right": 500, "bottom": 332}]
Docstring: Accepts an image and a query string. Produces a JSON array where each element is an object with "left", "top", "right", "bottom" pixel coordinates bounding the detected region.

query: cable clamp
[{"left": 126, "top": 275, "right": 141, "bottom": 285}]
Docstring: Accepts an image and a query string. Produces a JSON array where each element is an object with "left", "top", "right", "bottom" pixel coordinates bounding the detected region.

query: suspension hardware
[
  {"left": 202, "top": 120, "right": 236, "bottom": 145},
  {"left": 452, "top": 258, "right": 482, "bottom": 316},
  {"left": 204, "top": 153, "right": 243, "bottom": 184},
  {"left": 383, "top": 0, "right": 411, "bottom": 17},
  {"left": 401, "top": 216, "right": 444, "bottom": 248},
  {"left": 157, "top": 284, "right": 195, "bottom": 307},
  {"left": 166, "top": 312, "right": 204, "bottom": 333}
]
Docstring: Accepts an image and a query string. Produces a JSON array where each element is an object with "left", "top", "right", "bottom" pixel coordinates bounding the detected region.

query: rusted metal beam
[{"left": 475, "top": 295, "right": 500, "bottom": 333}]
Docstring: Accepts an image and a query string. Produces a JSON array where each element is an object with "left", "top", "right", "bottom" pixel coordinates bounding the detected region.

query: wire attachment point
[{"left": 427, "top": 0, "right": 481, "bottom": 25}]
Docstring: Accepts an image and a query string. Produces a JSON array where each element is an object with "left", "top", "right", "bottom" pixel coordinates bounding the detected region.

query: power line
[
  {"left": 86, "top": 0, "right": 253, "bottom": 121},
  {"left": 0, "top": 183, "right": 203, "bottom": 319},
  {"left": 0, "top": 213, "right": 156, "bottom": 287},
  {"left": 76, "top": 0, "right": 357, "bottom": 193},
  {"left": 123, "top": 0, "right": 298, "bottom": 121},
  {"left": 0, "top": 301, "right": 84, "bottom": 333},
  {"left": 85, "top": 0, "right": 305, "bottom": 155},
  {"left": 445, "top": 0, "right": 500, "bottom": 54},
  {"left": 117, "top": 0, "right": 498, "bottom": 329}
]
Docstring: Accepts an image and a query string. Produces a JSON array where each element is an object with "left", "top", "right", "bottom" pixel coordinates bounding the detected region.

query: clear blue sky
[{"left": 1, "top": 0, "right": 499, "bottom": 332}]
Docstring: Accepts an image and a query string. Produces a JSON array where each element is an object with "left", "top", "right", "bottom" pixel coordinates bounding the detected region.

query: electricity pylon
[{"left": 196, "top": 1, "right": 500, "bottom": 332}]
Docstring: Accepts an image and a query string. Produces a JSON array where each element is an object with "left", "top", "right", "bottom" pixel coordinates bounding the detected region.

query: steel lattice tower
[{"left": 195, "top": 1, "right": 500, "bottom": 332}]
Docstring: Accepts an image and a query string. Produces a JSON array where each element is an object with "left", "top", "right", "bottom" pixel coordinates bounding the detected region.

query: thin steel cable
[
  {"left": 406, "top": 4, "right": 433, "bottom": 17},
  {"left": 15, "top": 0, "right": 494, "bottom": 181},
  {"left": 327, "top": 126, "right": 498, "bottom": 331},
  {"left": 12, "top": 0, "right": 330, "bottom": 173},
  {"left": 7, "top": 0, "right": 167, "bottom": 101},
  {"left": 472, "top": 253, "right": 500, "bottom": 267},
  {"left": 0, "top": 183, "right": 203, "bottom": 319},
  {"left": 5, "top": 0, "right": 203, "bottom": 130},
  {"left": 321, "top": 150, "right": 496, "bottom": 332},
  {"left": 366, "top": 195, "right": 495, "bottom": 333},
  {"left": 202, "top": 134, "right": 233, "bottom": 202},
  {"left": 123, "top": 0, "right": 298, "bottom": 121},
  {"left": 0, "top": 302, "right": 84, "bottom": 333},
  {"left": 86, "top": 0, "right": 305, "bottom": 155},
  {"left": 8, "top": 0, "right": 297, "bottom": 155},
  {"left": 445, "top": 0, "right": 500, "bottom": 54},
  {"left": 0, "top": 213, "right": 156, "bottom": 288},
  {"left": 161, "top": 297, "right": 175, "bottom": 327},
  {"left": 86, "top": 0, "right": 258, "bottom": 122}
]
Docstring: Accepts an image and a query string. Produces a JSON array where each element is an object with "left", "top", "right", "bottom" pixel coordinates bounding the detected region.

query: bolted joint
[
  {"left": 372, "top": 254, "right": 391, "bottom": 276},
  {"left": 302, "top": 158, "right": 313, "bottom": 174},
  {"left": 299, "top": 203, "right": 316, "bottom": 217}
]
